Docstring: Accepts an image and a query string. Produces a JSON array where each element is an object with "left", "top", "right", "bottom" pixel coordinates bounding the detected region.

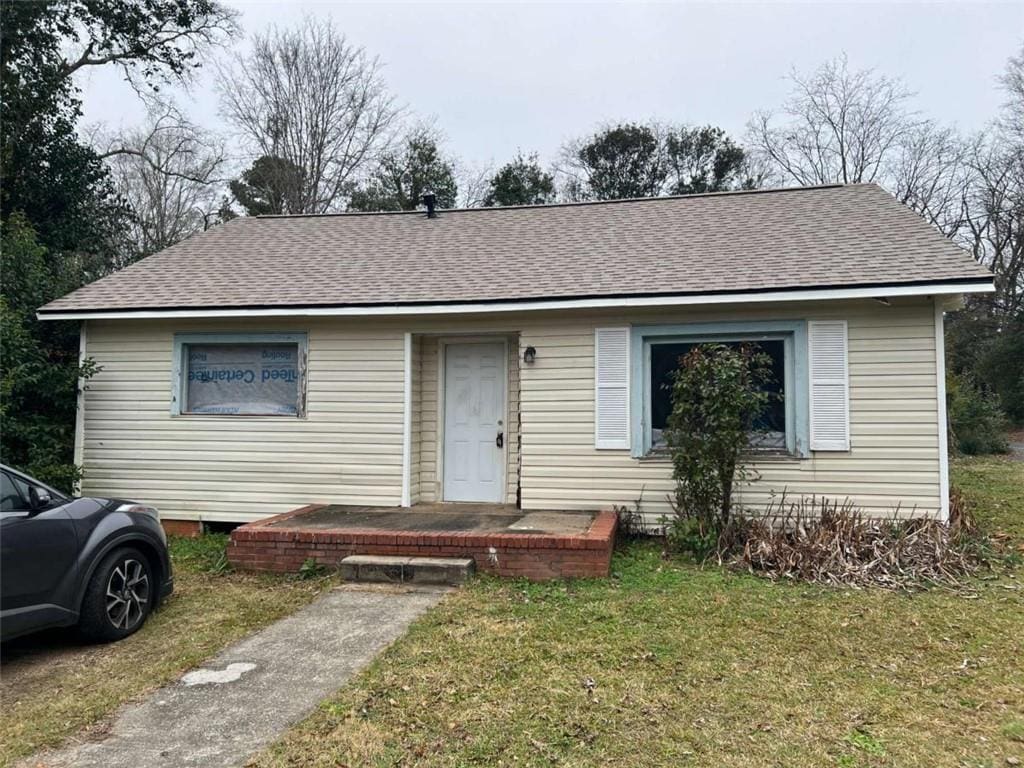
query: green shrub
[
  {"left": 947, "top": 372, "right": 1010, "bottom": 455},
  {"left": 169, "top": 533, "right": 231, "bottom": 575},
  {"left": 299, "top": 558, "right": 328, "bottom": 579},
  {"left": 613, "top": 493, "right": 659, "bottom": 544},
  {"left": 976, "top": 320, "right": 1024, "bottom": 425},
  {"left": 947, "top": 309, "right": 1024, "bottom": 426},
  {"left": 0, "top": 215, "right": 100, "bottom": 493},
  {"left": 663, "top": 343, "right": 775, "bottom": 558}
]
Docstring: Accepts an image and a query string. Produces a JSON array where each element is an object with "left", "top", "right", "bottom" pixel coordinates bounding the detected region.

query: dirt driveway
[{"left": 1008, "top": 428, "right": 1024, "bottom": 461}]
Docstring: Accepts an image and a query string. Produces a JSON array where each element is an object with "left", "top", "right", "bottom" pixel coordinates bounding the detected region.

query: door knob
[{"left": 496, "top": 432, "right": 504, "bottom": 449}]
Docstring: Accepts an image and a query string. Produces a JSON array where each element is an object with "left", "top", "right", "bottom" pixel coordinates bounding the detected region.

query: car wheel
[{"left": 78, "top": 547, "right": 154, "bottom": 642}]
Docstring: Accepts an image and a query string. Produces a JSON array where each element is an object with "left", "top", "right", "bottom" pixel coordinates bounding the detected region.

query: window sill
[
  {"left": 172, "top": 412, "right": 305, "bottom": 419},
  {"left": 637, "top": 449, "right": 804, "bottom": 464},
  {"left": 744, "top": 451, "right": 805, "bottom": 463}
]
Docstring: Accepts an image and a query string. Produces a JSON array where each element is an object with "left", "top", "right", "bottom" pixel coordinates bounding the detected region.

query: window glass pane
[
  {"left": 650, "top": 339, "right": 786, "bottom": 449},
  {"left": 1, "top": 472, "right": 25, "bottom": 512},
  {"left": 10, "top": 473, "right": 32, "bottom": 499},
  {"left": 185, "top": 343, "right": 300, "bottom": 415}
]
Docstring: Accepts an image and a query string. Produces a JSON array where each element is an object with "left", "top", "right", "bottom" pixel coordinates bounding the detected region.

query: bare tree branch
[
  {"left": 456, "top": 159, "right": 495, "bottom": 208},
  {"left": 217, "top": 15, "right": 401, "bottom": 214},
  {"left": 101, "top": 100, "right": 228, "bottom": 264},
  {"left": 747, "top": 55, "right": 921, "bottom": 187},
  {"left": 966, "top": 137, "right": 1024, "bottom": 320},
  {"left": 997, "top": 44, "right": 1024, "bottom": 145},
  {"left": 747, "top": 54, "right": 986, "bottom": 266},
  {"left": 891, "top": 121, "right": 974, "bottom": 239}
]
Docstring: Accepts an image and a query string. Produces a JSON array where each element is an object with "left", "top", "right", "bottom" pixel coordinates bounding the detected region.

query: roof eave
[{"left": 36, "top": 279, "right": 995, "bottom": 322}]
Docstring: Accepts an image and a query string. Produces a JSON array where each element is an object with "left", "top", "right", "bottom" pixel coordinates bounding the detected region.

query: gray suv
[{"left": 0, "top": 465, "right": 173, "bottom": 642}]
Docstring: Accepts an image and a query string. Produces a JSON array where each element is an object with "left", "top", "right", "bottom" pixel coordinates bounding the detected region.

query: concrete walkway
[{"left": 26, "top": 584, "right": 446, "bottom": 768}]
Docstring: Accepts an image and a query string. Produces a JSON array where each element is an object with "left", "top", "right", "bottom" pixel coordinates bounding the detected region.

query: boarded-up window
[{"left": 182, "top": 342, "right": 302, "bottom": 416}]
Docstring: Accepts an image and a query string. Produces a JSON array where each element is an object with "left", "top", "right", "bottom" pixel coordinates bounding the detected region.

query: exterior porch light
[{"left": 523, "top": 346, "right": 537, "bottom": 364}]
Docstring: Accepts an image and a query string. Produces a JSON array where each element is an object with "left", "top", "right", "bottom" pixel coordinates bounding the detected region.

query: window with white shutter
[
  {"left": 808, "top": 320, "right": 850, "bottom": 451},
  {"left": 594, "top": 327, "right": 630, "bottom": 450}
]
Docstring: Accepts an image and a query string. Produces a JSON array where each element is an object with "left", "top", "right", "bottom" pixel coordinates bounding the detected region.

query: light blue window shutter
[
  {"left": 594, "top": 327, "right": 630, "bottom": 450},
  {"left": 808, "top": 320, "right": 850, "bottom": 451}
]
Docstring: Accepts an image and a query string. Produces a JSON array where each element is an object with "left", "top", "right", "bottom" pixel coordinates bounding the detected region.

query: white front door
[{"left": 443, "top": 342, "right": 506, "bottom": 503}]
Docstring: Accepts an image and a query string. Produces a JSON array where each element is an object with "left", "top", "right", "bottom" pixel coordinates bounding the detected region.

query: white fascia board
[{"left": 37, "top": 280, "right": 995, "bottom": 321}]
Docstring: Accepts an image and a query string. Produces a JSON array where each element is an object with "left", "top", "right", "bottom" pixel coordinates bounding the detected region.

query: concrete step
[{"left": 340, "top": 555, "right": 475, "bottom": 586}]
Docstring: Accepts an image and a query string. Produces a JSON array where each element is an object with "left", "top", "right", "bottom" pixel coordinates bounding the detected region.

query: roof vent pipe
[{"left": 422, "top": 192, "right": 437, "bottom": 218}]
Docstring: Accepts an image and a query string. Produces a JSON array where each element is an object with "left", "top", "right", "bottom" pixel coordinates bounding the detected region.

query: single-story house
[{"left": 39, "top": 183, "right": 993, "bottom": 536}]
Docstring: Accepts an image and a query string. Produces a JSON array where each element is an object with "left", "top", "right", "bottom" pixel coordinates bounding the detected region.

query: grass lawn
[
  {"left": 252, "top": 457, "right": 1024, "bottom": 768},
  {"left": 0, "top": 534, "right": 334, "bottom": 767},
  {"left": 953, "top": 455, "right": 1024, "bottom": 541}
]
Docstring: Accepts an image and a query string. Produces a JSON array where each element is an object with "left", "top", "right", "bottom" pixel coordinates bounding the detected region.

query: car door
[{"left": 0, "top": 471, "right": 80, "bottom": 626}]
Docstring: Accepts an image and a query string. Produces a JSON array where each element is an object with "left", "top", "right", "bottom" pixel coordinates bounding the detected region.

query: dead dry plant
[{"left": 726, "top": 491, "right": 994, "bottom": 590}]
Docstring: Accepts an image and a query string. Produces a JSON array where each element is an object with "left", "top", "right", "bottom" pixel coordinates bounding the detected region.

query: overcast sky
[{"left": 77, "top": 1, "right": 1023, "bottom": 170}]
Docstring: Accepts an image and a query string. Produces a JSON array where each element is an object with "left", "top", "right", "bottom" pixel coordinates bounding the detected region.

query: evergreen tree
[
  {"left": 484, "top": 152, "right": 556, "bottom": 206},
  {"left": 348, "top": 130, "right": 458, "bottom": 212}
]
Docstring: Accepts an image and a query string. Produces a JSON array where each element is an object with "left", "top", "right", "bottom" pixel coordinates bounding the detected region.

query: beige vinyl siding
[
  {"left": 79, "top": 297, "right": 943, "bottom": 523},
  {"left": 417, "top": 338, "right": 439, "bottom": 502},
  {"left": 517, "top": 300, "right": 942, "bottom": 518},
  {"left": 81, "top": 319, "right": 406, "bottom": 522}
]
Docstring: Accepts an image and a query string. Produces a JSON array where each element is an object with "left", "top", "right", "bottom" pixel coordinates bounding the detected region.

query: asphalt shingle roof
[{"left": 40, "top": 183, "right": 991, "bottom": 314}]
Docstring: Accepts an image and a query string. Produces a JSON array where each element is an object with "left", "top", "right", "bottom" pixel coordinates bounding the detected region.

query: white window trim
[{"left": 171, "top": 332, "right": 309, "bottom": 417}]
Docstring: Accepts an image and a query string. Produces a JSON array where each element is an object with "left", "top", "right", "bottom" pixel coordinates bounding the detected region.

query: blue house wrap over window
[
  {"left": 172, "top": 333, "right": 308, "bottom": 417},
  {"left": 629, "top": 321, "right": 810, "bottom": 458}
]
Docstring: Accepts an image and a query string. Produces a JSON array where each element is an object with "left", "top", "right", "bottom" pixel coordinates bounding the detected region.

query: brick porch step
[{"left": 340, "top": 555, "right": 475, "bottom": 586}]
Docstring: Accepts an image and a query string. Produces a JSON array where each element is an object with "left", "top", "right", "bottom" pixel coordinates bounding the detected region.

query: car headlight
[{"left": 117, "top": 503, "right": 160, "bottom": 520}]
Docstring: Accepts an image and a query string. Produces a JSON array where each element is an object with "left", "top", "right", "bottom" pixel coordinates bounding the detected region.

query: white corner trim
[
  {"left": 36, "top": 281, "right": 995, "bottom": 322},
  {"left": 400, "top": 331, "right": 413, "bottom": 508},
  {"left": 934, "top": 300, "right": 950, "bottom": 522},
  {"left": 73, "top": 320, "right": 87, "bottom": 473}
]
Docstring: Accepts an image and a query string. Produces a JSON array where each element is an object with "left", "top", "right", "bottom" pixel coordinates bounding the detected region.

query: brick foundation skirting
[
  {"left": 227, "top": 506, "right": 617, "bottom": 581},
  {"left": 162, "top": 519, "right": 202, "bottom": 537}
]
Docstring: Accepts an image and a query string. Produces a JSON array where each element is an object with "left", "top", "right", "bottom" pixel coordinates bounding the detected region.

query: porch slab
[
  {"left": 228, "top": 504, "right": 617, "bottom": 581},
  {"left": 266, "top": 503, "right": 595, "bottom": 536}
]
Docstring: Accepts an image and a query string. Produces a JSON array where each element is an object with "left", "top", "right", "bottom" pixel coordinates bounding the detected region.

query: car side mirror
[{"left": 28, "top": 486, "right": 52, "bottom": 513}]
